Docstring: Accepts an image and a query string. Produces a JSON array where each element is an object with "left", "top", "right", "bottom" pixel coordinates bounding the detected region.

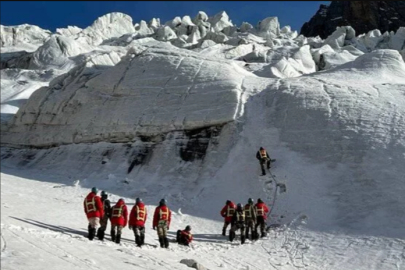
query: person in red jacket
[
  {"left": 110, "top": 198, "right": 128, "bottom": 244},
  {"left": 176, "top": 225, "right": 193, "bottom": 246},
  {"left": 153, "top": 199, "right": 171, "bottom": 248},
  {"left": 220, "top": 200, "right": 236, "bottom": 236},
  {"left": 83, "top": 187, "right": 104, "bottom": 240},
  {"left": 254, "top": 198, "right": 269, "bottom": 239},
  {"left": 129, "top": 197, "right": 147, "bottom": 247}
]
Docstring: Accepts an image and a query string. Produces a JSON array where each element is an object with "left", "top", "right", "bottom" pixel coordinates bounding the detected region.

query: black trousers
[
  {"left": 259, "top": 159, "right": 271, "bottom": 175},
  {"left": 255, "top": 216, "right": 267, "bottom": 237}
]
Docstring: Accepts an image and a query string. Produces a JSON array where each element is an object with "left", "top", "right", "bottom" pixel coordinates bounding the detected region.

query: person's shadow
[
  {"left": 9, "top": 217, "right": 235, "bottom": 247},
  {"left": 10, "top": 216, "right": 88, "bottom": 238},
  {"left": 167, "top": 230, "right": 228, "bottom": 244},
  {"left": 10, "top": 216, "right": 160, "bottom": 247}
]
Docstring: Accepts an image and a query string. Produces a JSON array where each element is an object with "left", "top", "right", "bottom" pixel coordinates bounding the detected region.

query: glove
[
  {"left": 129, "top": 226, "right": 133, "bottom": 230},
  {"left": 153, "top": 226, "right": 156, "bottom": 230}
]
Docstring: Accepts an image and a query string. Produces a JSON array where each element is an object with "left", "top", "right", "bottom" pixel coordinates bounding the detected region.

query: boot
[
  {"left": 87, "top": 224, "right": 92, "bottom": 239},
  {"left": 229, "top": 231, "right": 235, "bottom": 242},
  {"left": 135, "top": 235, "right": 141, "bottom": 247},
  {"left": 115, "top": 234, "right": 121, "bottom": 244},
  {"left": 252, "top": 230, "right": 258, "bottom": 240},
  {"left": 140, "top": 234, "right": 145, "bottom": 246},
  {"left": 89, "top": 227, "right": 96, "bottom": 241},
  {"left": 245, "top": 228, "right": 250, "bottom": 241},
  {"left": 222, "top": 227, "right": 226, "bottom": 236},
  {"left": 111, "top": 229, "right": 116, "bottom": 242},
  {"left": 98, "top": 229, "right": 105, "bottom": 241},
  {"left": 159, "top": 237, "right": 164, "bottom": 248},
  {"left": 261, "top": 231, "right": 267, "bottom": 238},
  {"left": 241, "top": 235, "right": 246, "bottom": 245},
  {"left": 176, "top": 230, "right": 181, "bottom": 243},
  {"left": 164, "top": 237, "right": 169, "bottom": 248}
]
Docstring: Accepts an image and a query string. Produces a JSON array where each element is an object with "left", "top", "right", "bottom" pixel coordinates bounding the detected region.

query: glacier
[{"left": 1, "top": 10, "right": 405, "bottom": 270}]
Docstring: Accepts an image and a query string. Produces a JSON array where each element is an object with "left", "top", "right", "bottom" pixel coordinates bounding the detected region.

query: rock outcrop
[{"left": 301, "top": 1, "right": 405, "bottom": 39}]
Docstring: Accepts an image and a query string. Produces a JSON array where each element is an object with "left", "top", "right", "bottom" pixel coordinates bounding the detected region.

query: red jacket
[
  {"left": 255, "top": 202, "right": 269, "bottom": 219},
  {"left": 153, "top": 205, "right": 171, "bottom": 228},
  {"left": 220, "top": 202, "right": 236, "bottom": 222},
  {"left": 129, "top": 202, "right": 147, "bottom": 227},
  {"left": 110, "top": 199, "right": 128, "bottom": 227},
  {"left": 180, "top": 230, "right": 193, "bottom": 244},
  {"left": 84, "top": 192, "right": 104, "bottom": 219}
]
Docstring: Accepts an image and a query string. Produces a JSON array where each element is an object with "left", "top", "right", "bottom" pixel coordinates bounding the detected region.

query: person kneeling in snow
[
  {"left": 176, "top": 225, "right": 193, "bottom": 246},
  {"left": 110, "top": 198, "right": 128, "bottom": 244}
]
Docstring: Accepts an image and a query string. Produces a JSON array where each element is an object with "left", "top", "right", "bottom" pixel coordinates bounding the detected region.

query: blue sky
[{"left": 0, "top": 1, "right": 330, "bottom": 33}]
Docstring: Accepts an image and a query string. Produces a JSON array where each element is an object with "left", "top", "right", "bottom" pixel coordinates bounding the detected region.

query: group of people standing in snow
[
  {"left": 83, "top": 147, "right": 274, "bottom": 247},
  {"left": 84, "top": 187, "right": 270, "bottom": 247},
  {"left": 220, "top": 198, "right": 269, "bottom": 244},
  {"left": 83, "top": 187, "right": 192, "bottom": 248}
]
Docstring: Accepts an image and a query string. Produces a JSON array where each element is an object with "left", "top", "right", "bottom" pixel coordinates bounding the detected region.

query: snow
[
  {"left": 1, "top": 9, "right": 405, "bottom": 270},
  {"left": 78, "top": 12, "right": 136, "bottom": 46},
  {"left": 388, "top": 27, "right": 405, "bottom": 51},
  {"left": 257, "top": 17, "right": 281, "bottom": 40},
  {"left": 156, "top": 26, "right": 177, "bottom": 41},
  {"left": 0, "top": 24, "right": 51, "bottom": 50},
  {"left": 208, "top": 11, "right": 233, "bottom": 33}
]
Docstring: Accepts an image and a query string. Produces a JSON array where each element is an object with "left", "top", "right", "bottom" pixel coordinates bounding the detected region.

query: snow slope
[{"left": 1, "top": 10, "right": 405, "bottom": 270}]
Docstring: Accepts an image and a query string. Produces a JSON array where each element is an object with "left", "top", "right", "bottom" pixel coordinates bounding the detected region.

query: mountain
[
  {"left": 1, "top": 10, "right": 405, "bottom": 270},
  {"left": 301, "top": 1, "right": 405, "bottom": 39}
]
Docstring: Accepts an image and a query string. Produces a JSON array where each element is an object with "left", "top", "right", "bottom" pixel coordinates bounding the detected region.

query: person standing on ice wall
[
  {"left": 96, "top": 190, "right": 111, "bottom": 241},
  {"left": 153, "top": 199, "right": 172, "bottom": 248},
  {"left": 256, "top": 147, "right": 272, "bottom": 176},
  {"left": 220, "top": 200, "right": 236, "bottom": 236},
  {"left": 229, "top": 203, "right": 246, "bottom": 244},
  {"left": 110, "top": 198, "right": 128, "bottom": 244},
  {"left": 129, "top": 197, "right": 147, "bottom": 247},
  {"left": 83, "top": 187, "right": 104, "bottom": 240},
  {"left": 254, "top": 198, "right": 269, "bottom": 239}
]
